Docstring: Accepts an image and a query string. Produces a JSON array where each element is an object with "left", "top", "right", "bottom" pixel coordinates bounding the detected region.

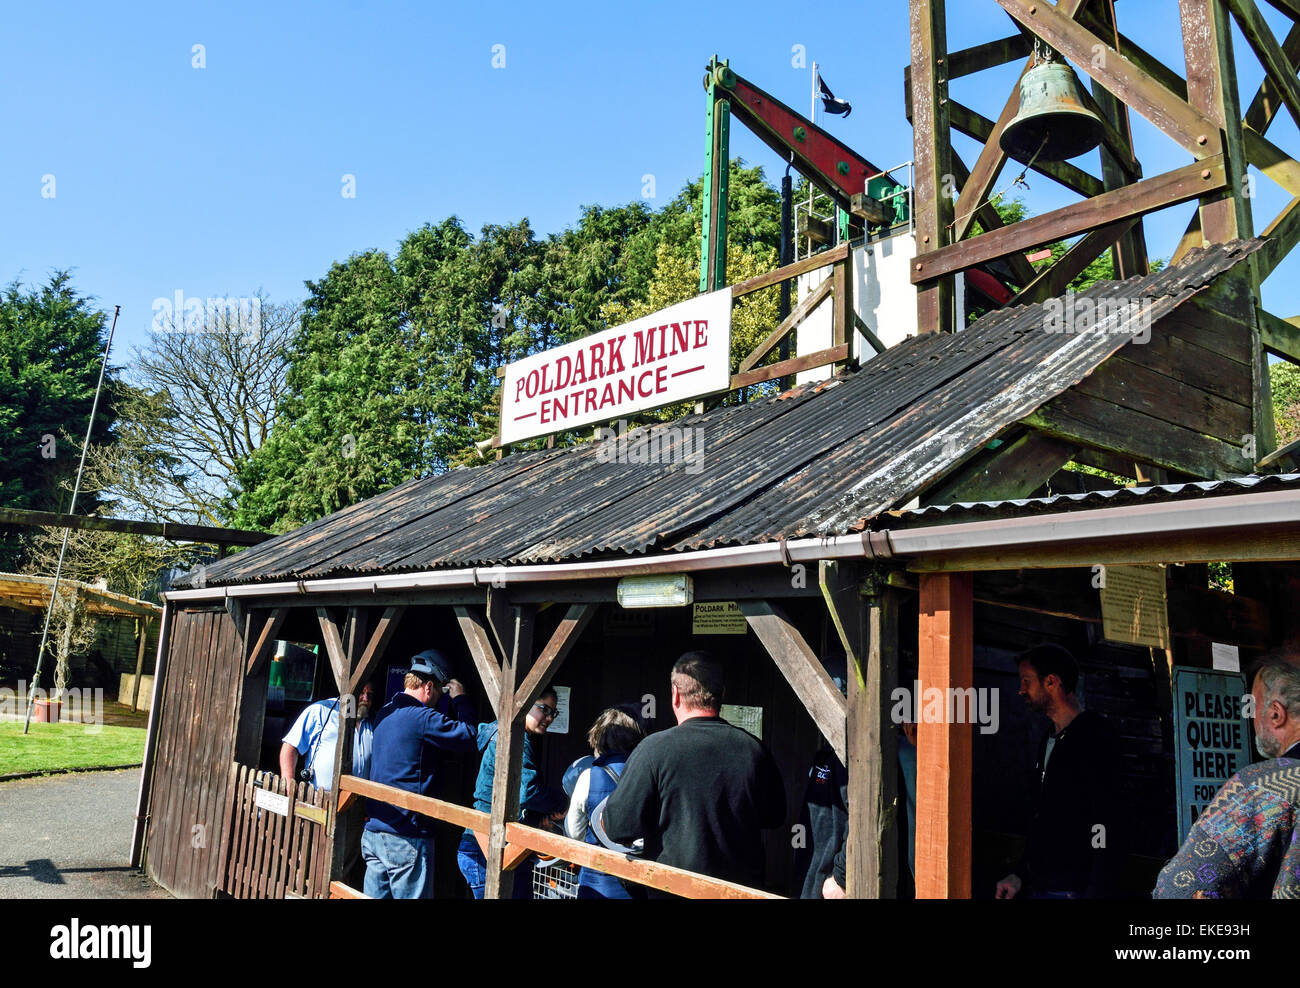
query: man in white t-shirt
[{"left": 280, "top": 678, "right": 379, "bottom": 790}]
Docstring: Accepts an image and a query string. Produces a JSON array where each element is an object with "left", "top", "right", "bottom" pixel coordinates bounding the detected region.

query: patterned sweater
[{"left": 1154, "top": 756, "right": 1300, "bottom": 899}]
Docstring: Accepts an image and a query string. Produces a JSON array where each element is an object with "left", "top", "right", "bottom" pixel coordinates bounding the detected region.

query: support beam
[
  {"left": 820, "top": 561, "right": 900, "bottom": 899},
  {"left": 455, "top": 605, "right": 503, "bottom": 717},
  {"left": 911, "top": 0, "right": 955, "bottom": 334},
  {"left": 348, "top": 605, "right": 407, "bottom": 698},
  {"left": 1259, "top": 308, "right": 1300, "bottom": 362},
  {"left": 1011, "top": 219, "right": 1138, "bottom": 306},
  {"left": 948, "top": 32, "right": 1032, "bottom": 78},
  {"left": 921, "top": 431, "right": 1079, "bottom": 504},
  {"left": 1187, "top": 0, "right": 1257, "bottom": 244},
  {"left": 738, "top": 277, "right": 833, "bottom": 373},
  {"left": 1245, "top": 127, "right": 1300, "bottom": 194},
  {"left": 246, "top": 609, "right": 288, "bottom": 677},
  {"left": 484, "top": 604, "right": 535, "bottom": 899},
  {"left": 1229, "top": 0, "right": 1300, "bottom": 140},
  {"left": 1258, "top": 195, "right": 1300, "bottom": 279},
  {"left": 738, "top": 600, "right": 846, "bottom": 762},
  {"left": 511, "top": 603, "right": 597, "bottom": 720},
  {"left": 1089, "top": 0, "right": 1150, "bottom": 278},
  {"left": 915, "top": 571, "right": 973, "bottom": 899},
  {"left": 913, "top": 157, "right": 1227, "bottom": 284},
  {"left": 316, "top": 607, "right": 349, "bottom": 693},
  {"left": 949, "top": 151, "right": 1038, "bottom": 286}
]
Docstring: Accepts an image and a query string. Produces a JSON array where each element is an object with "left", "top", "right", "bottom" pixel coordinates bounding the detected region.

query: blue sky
[{"left": 4, "top": 0, "right": 1299, "bottom": 364}]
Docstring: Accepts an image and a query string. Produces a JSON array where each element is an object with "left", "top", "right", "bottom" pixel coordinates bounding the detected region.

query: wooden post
[
  {"left": 911, "top": 0, "right": 955, "bottom": 334},
  {"left": 915, "top": 571, "right": 973, "bottom": 899},
  {"left": 130, "top": 616, "right": 150, "bottom": 711},
  {"left": 484, "top": 603, "right": 535, "bottom": 899},
  {"left": 820, "top": 561, "right": 900, "bottom": 899},
  {"left": 1091, "top": 2, "right": 1150, "bottom": 278},
  {"left": 324, "top": 607, "right": 363, "bottom": 894}
]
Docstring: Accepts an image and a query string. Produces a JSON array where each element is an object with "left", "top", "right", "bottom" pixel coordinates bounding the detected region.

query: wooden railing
[{"left": 333, "top": 774, "right": 779, "bottom": 900}]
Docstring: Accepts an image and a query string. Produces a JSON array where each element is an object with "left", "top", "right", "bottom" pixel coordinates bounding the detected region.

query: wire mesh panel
[{"left": 532, "top": 856, "right": 579, "bottom": 899}]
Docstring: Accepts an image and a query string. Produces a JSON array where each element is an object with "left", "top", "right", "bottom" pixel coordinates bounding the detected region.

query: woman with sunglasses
[{"left": 456, "top": 687, "right": 567, "bottom": 898}]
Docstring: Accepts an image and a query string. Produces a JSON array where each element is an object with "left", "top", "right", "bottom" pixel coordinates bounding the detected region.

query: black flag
[{"left": 817, "top": 73, "right": 852, "bottom": 117}]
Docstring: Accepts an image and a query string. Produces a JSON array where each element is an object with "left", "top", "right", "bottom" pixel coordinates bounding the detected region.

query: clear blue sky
[{"left": 4, "top": 0, "right": 1299, "bottom": 364}]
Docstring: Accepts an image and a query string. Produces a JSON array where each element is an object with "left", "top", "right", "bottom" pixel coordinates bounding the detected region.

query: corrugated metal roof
[
  {"left": 884, "top": 472, "right": 1300, "bottom": 525},
  {"left": 180, "top": 239, "right": 1262, "bottom": 588}
]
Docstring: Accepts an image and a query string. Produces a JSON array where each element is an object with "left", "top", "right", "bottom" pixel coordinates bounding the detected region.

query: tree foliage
[{"left": 0, "top": 273, "right": 119, "bottom": 570}]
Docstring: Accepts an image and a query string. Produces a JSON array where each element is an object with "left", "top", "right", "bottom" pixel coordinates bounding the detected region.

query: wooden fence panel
[{"left": 217, "top": 765, "right": 331, "bottom": 899}]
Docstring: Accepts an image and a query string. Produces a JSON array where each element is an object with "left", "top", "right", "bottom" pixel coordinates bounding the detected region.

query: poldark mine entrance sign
[
  {"left": 500, "top": 289, "right": 732, "bottom": 444},
  {"left": 1171, "top": 667, "right": 1253, "bottom": 843}
]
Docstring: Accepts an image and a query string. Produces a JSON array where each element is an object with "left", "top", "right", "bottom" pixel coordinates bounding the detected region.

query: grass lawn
[{"left": 0, "top": 721, "right": 146, "bottom": 777}]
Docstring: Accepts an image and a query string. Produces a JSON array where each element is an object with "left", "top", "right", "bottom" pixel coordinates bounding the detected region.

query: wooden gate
[{"left": 217, "top": 763, "right": 332, "bottom": 899}]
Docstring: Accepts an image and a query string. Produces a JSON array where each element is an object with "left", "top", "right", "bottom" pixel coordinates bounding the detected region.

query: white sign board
[
  {"left": 546, "top": 685, "right": 571, "bottom": 735},
  {"left": 255, "top": 788, "right": 290, "bottom": 817},
  {"left": 500, "top": 289, "right": 732, "bottom": 444}
]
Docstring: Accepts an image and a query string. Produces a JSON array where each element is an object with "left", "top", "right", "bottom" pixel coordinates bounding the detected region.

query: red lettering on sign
[{"left": 694, "top": 320, "right": 708, "bottom": 347}]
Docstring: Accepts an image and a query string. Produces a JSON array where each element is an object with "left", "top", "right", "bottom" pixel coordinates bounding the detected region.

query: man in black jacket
[
  {"left": 601, "top": 651, "right": 787, "bottom": 892},
  {"left": 996, "top": 643, "right": 1122, "bottom": 899}
]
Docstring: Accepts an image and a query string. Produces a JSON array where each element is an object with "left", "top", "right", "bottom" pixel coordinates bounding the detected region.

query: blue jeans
[
  {"left": 362, "top": 829, "right": 434, "bottom": 899},
  {"left": 457, "top": 834, "right": 534, "bottom": 898}
]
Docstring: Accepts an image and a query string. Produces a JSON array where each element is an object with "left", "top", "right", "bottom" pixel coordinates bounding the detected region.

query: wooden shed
[{"left": 129, "top": 237, "right": 1300, "bottom": 898}]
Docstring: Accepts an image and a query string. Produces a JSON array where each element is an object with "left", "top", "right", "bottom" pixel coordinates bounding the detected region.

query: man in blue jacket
[{"left": 362, "top": 649, "right": 477, "bottom": 899}]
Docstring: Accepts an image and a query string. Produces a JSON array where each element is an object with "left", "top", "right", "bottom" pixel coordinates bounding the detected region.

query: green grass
[{"left": 0, "top": 721, "right": 146, "bottom": 777}]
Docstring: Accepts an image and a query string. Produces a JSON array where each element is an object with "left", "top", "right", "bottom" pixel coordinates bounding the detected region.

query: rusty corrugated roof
[{"left": 180, "top": 239, "right": 1261, "bottom": 588}]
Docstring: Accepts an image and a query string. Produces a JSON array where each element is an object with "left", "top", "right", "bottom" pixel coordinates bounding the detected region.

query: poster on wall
[
  {"left": 546, "top": 686, "right": 571, "bottom": 734},
  {"left": 1171, "top": 666, "right": 1253, "bottom": 843},
  {"left": 692, "top": 601, "right": 747, "bottom": 635},
  {"left": 1099, "top": 564, "right": 1170, "bottom": 649}
]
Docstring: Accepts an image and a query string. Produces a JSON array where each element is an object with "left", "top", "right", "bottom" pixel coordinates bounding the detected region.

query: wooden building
[{"left": 132, "top": 0, "right": 1300, "bottom": 898}]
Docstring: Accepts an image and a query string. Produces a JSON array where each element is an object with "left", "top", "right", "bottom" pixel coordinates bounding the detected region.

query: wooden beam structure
[
  {"left": 820, "top": 561, "right": 900, "bottom": 898},
  {"left": 914, "top": 571, "right": 973, "bottom": 898},
  {"left": 738, "top": 600, "right": 847, "bottom": 762},
  {"left": 245, "top": 608, "right": 287, "bottom": 677},
  {"left": 483, "top": 603, "right": 534, "bottom": 899},
  {"left": 910, "top": 0, "right": 955, "bottom": 334}
]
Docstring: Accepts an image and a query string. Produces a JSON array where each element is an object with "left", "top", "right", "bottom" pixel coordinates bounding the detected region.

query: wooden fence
[
  {"left": 330, "top": 774, "right": 780, "bottom": 900},
  {"left": 218, "top": 763, "right": 332, "bottom": 899}
]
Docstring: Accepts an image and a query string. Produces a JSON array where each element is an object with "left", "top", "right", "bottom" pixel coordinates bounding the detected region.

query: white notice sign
[
  {"left": 721, "top": 704, "right": 764, "bottom": 739},
  {"left": 500, "top": 289, "right": 732, "bottom": 444},
  {"left": 255, "top": 788, "right": 290, "bottom": 817},
  {"left": 546, "top": 685, "right": 571, "bottom": 735},
  {"left": 1100, "top": 564, "right": 1170, "bottom": 649}
]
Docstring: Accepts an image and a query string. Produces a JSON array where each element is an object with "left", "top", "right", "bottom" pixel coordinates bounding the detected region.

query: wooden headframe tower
[{"left": 907, "top": 0, "right": 1300, "bottom": 479}]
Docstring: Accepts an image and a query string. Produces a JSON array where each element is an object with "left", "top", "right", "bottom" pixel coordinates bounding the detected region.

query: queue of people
[{"left": 279, "top": 634, "right": 1300, "bottom": 900}]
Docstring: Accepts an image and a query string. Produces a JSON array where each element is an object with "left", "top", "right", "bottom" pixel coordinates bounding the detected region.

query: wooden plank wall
[
  {"left": 142, "top": 606, "right": 243, "bottom": 898},
  {"left": 1031, "top": 285, "right": 1256, "bottom": 479}
]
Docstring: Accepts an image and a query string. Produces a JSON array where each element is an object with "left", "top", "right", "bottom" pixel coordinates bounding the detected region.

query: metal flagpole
[
  {"left": 807, "top": 61, "right": 816, "bottom": 259},
  {"left": 23, "top": 304, "right": 120, "bottom": 734}
]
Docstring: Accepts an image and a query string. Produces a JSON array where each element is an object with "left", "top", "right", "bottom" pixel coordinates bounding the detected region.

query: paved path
[{"left": 0, "top": 768, "right": 169, "bottom": 898}]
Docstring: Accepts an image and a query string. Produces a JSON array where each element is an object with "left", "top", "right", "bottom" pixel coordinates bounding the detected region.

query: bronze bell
[{"left": 1000, "top": 59, "right": 1104, "bottom": 163}]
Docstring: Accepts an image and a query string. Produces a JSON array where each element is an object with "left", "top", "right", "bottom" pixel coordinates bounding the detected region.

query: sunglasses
[{"left": 533, "top": 703, "right": 559, "bottom": 719}]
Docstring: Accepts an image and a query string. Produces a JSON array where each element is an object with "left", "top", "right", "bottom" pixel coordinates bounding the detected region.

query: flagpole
[{"left": 807, "top": 62, "right": 816, "bottom": 259}]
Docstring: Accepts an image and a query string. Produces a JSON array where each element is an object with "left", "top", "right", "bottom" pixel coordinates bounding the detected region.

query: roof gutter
[{"left": 162, "top": 487, "right": 1300, "bottom": 603}]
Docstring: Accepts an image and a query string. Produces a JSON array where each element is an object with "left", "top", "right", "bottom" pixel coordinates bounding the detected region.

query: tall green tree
[{"left": 0, "top": 273, "right": 119, "bottom": 570}]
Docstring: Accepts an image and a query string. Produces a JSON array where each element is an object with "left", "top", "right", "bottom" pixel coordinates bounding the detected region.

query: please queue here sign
[{"left": 500, "top": 289, "right": 732, "bottom": 445}]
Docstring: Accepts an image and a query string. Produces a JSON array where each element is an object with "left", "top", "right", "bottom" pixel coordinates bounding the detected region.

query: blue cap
[{"left": 410, "top": 648, "right": 454, "bottom": 683}]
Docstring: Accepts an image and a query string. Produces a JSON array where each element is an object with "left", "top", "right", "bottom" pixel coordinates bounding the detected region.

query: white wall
[{"left": 794, "top": 230, "right": 964, "bottom": 384}]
